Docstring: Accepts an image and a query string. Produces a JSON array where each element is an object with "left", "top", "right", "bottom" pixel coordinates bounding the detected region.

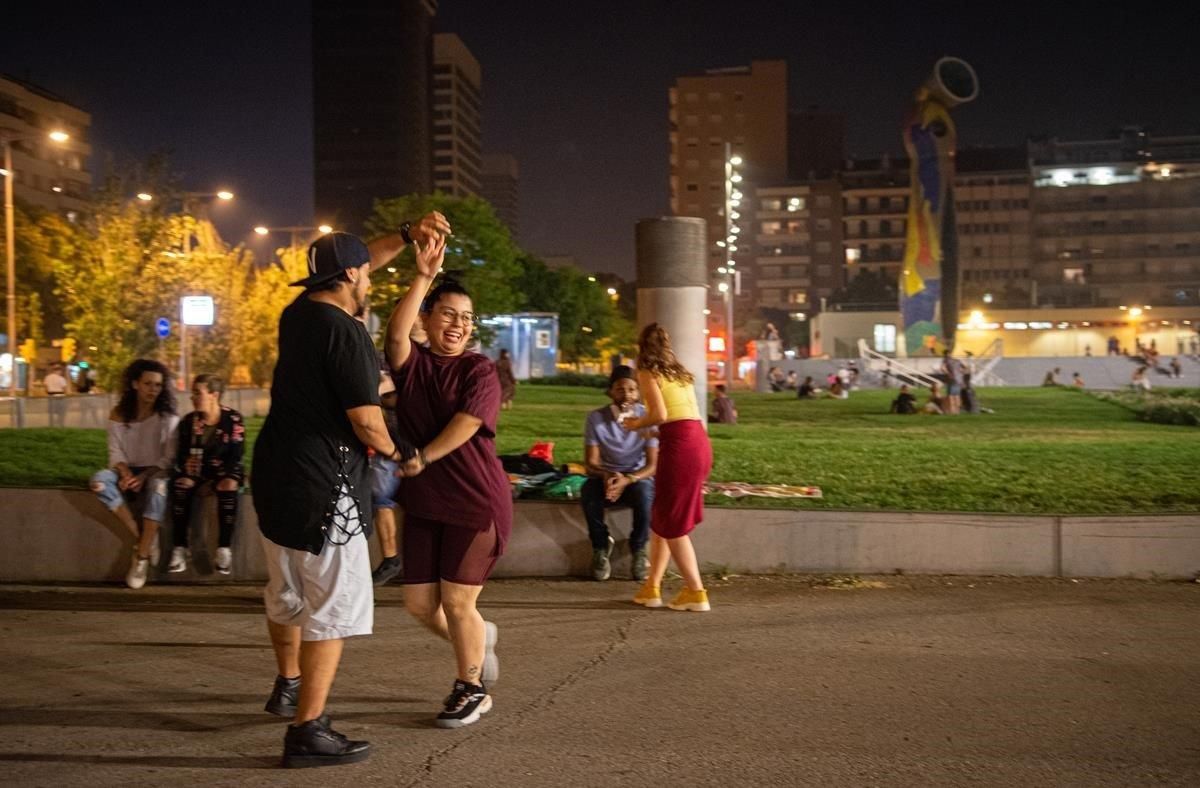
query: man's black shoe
[
  {"left": 371, "top": 555, "right": 402, "bottom": 586},
  {"left": 265, "top": 674, "right": 301, "bottom": 717},
  {"left": 282, "top": 714, "right": 370, "bottom": 768}
]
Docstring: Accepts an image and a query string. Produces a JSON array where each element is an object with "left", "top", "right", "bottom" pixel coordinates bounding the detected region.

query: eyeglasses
[{"left": 436, "top": 307, "right": 476, "bottom": 326}]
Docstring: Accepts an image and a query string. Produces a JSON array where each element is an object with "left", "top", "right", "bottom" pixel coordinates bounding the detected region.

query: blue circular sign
[{"left": 155, "top": 317, "right": 170, "bottom": 339}]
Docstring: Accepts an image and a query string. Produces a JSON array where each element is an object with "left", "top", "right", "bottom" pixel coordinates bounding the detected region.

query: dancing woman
[
  {"left": 622, "top": 323, "right": 714, "bottom": 612},
  {"left": 385, "top": 234, "right": 512, "bottom": 728}
]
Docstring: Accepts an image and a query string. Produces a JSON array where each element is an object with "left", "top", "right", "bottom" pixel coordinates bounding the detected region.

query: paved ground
[{"left": 0, "top": 575, "right": 1197, "bottom": 787}]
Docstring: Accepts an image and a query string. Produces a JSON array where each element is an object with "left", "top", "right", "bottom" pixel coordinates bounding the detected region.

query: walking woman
[
  {"left": 89, "top": 359, "right": 179, "bottom": 589},
  {"left": 385, "top": 234, "right": 511, "bottom": 728},
  {"left": 496, "top": 349, "right": 517, "bottom": 410},
  {"left": 621, "top": 323, "right": 713, "bottom": 612},
  {"left": 167, "top": 374, "right": 246, "bottom": 575}
]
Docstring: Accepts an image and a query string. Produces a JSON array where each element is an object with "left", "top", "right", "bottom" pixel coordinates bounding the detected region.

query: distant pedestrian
[
  {"left": 1170, "top": 357, "right": 1182, "bottom": 378},
  {"left": 44, "top": 363, "right": 69, "bottom": 426},
  {"left": 623, "top": 323, "right": 714, "bottom": 612},
  {"left": 496, "top": 349, "right": 517, "bottom": 410}
]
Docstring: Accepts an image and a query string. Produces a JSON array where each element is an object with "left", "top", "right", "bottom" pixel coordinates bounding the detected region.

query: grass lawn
[{"left": 1, "top": 386, "right": 1197, "bottom": 515}]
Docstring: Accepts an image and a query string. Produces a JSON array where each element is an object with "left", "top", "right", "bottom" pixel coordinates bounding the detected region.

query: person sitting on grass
[
  {"left": 960, "top": 372, "right": 979, "bottom": 414},
  {"left": 923, "top": 381, "right": 945, "bottom": 415},
  {"left": 1131, "top": 366, "right": 1152, "bottom": 393},
  {"left": 709, "top": 384, "right": 738, "bottom": 424},
  {"left": 767, "top": 366, "right": 786, "bottom": 392},
  {"left": 797, "top": 376, "right": 819, "bottom": 399},
  {"left": 1072, "top": 372, "right": 1085, "bottom": 388},
  {"left": 90, "top": 359, "right": 179, "bottom": 589},
  {"left": 1042, "top": 367, "right": 1061, "bottom": 387},
  {"left": 582, "top": 365, "right": 658, "bottom": 582},
  {"left": 825, "top": 378, "right": 849, "bottom": 400},
  {"left": 167, "top": 374, "right": 245, "bottom": 576},
  {"left": 784, "top": 371, "right": 798, "bottom": 390},
  {"left": 890, "top": 384, "right": 917, "bottom": 414}
]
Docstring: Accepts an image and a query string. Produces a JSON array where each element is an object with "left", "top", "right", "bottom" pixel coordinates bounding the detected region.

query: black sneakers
[
  {"left": 265, "top": 674, "right": 301, "bottom": 717},
  {"left": 371, "top": 555, "right": 402, "bottom": 586},
  {"left": 282, "top": 714, "right": 370, "bottom": 768},
  {"left": 435, "top": 680, "right": 492, "bottom": 728}
]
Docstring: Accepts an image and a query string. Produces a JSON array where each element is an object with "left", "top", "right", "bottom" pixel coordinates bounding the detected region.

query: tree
[
  {"left": 364, "top": 193, "right": 522, "bottom": 321},
  {"left": 514, "top": 255, "right": 633, "bottom": 364}
]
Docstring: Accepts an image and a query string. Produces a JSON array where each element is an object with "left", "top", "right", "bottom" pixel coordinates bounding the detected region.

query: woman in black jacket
[{"left": 167, "top": 374, "right": 246, "bottom": 575}]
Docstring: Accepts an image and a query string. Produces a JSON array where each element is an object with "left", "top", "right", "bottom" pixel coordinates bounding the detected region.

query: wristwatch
[{"left": 399, "top": 221, "right": 413, "bottom": 244}]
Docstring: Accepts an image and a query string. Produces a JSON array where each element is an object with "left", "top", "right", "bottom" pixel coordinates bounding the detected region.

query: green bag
[{"left": 541, "top": 474, "right": 587, "bottom": 500}]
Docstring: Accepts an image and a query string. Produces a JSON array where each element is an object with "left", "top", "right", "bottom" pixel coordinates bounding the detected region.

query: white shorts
[{"left": 261, "top": 530, "right": 374, "bottom": 642}]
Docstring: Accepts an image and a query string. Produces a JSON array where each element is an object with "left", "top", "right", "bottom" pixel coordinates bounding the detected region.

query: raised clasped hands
[
  {"left": 412, "top": 211, "right": 451, "bottom": 246},
  {"left": 412, "top": 232, "right": 448, "bottom": 280}
]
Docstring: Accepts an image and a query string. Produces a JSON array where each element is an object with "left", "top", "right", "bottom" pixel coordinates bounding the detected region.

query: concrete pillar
[{"left": 635, "top": 217, "right": 709, "bottom": 413}]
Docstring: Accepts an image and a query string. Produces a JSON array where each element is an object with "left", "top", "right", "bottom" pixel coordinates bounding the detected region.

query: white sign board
[{"left": 181, "top": 296, "right": 215, "bottom": 326}]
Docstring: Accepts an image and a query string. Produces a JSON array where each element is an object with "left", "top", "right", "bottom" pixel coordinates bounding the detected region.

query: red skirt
[{"left": 651, "top": 419, "right": 713, "bottom": 538}]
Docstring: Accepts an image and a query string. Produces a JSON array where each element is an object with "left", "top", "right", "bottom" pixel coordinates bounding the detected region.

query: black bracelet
[{"left": 399, "top": 222, "right": 413, "bottom": 244}]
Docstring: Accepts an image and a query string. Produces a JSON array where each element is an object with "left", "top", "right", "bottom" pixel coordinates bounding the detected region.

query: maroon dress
[{"left": 391, "top": 344, "right": 513, "bottom": 551}]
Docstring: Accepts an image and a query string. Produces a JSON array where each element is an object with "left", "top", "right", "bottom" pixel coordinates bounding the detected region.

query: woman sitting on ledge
[
  {"left": 89, "top": 359, "right": 179, "bottom": 589},
  {"left": 167, "top": 374, "right": 246, "bottom": 576}
]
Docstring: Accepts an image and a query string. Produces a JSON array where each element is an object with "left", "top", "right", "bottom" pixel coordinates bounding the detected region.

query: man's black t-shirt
[{"left": 252, "top": 294, "right": 380, "bottom": 555}]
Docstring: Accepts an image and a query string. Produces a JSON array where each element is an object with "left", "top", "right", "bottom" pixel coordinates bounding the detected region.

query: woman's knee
[
  {"left": 403, "top": 587, "right": 440, "bottom": 622},
  {"left": 215, "top": 478, "right": 239, "bottom": 492},
  {"left": 173, "top": 476, "right": 196, "bottom": 490},
  {"left": 440, "top": 586, "right": 481, "bottom": 620}
]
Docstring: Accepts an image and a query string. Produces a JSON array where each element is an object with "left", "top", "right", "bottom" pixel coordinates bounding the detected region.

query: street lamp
[
  {"left": 2, "top": 127, "right": 70, "bottom": 397},
  {"left": 254, "top": 224, "right": 334, "bottom": 250},
  {"left": 717, "top": 142, "right": 742, "bottom": 387}
]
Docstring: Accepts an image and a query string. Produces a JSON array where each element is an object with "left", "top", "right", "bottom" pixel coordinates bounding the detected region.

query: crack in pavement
[{"left": 400, "top": 614, "right": 639, "bottom": 787}]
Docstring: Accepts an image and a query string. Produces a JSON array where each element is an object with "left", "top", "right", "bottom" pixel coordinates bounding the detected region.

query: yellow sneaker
[
  {"left": 632, "top": 583, "right": 662, "bottom": 608},
  {"left": 667, "top": 588, "right": 710, "bottom": 612}
]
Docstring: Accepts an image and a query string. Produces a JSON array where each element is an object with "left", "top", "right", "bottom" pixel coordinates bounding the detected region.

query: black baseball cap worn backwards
[{"left": 290, "top": 232, "right": 371, "bottom": 288}]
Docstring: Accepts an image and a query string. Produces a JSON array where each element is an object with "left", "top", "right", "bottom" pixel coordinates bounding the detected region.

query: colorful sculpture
[{"left": 900, "top": 57, "right": 978, "bottom": 355}]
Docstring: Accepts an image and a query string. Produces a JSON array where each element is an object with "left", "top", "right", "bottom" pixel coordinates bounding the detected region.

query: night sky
[{"left": 7, "top": 1, "right": 1199, "bottom": 278}]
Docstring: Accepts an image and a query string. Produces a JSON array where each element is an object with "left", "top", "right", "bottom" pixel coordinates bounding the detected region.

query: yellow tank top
[{"left": 658, "top": 376, "right": 700, "bottom": 422}]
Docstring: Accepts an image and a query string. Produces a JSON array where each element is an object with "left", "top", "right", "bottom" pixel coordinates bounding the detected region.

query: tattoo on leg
[{"left": 467, "top": 665, "right": 479, "bottom": 679}]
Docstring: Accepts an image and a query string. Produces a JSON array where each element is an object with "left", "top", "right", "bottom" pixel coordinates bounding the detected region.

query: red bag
[{"left": 528, "top": 441, "right": 555, "bottom": 464}]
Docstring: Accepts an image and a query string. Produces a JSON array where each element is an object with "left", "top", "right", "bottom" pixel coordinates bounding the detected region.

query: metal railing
[
  {"left": 856, "top": 340, "right": 941, "bottom": 388},
  {"left": 2, "top": 388, "right": 272, "bottom": 429}
]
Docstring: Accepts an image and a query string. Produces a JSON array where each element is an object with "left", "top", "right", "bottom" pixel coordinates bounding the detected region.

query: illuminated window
[
  {"left": 788, "top": 290, "right": 808, "bottom": 305},
  {"left": 1063, "top": 267, "right": 1085, "bottom": 284},
  {"left": 787, "top": 197, "right": 805, "bottom": 212},
  {"left": 873, "top": 324, "right": 897, "bottom": 353}
]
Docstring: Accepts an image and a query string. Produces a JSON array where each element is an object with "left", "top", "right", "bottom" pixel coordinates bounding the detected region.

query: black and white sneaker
[
  {"left": 265, "top": 674, "right": 301, "bottom": 717},
  {"left": 435, "top": 680, "right": 492, "bottom": 729},
  {"left": 483, "top": 621, "right": 499, "bottom": 685},
  {"left": 282, "top": 714, "right": 370, "bottom": 768},
  {"left": 371, "top": 555, "right": 402, "bottom": 586}
]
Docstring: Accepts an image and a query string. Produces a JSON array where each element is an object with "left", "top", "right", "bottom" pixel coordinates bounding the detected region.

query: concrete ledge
[{"left": 1, "top": 488, "right": 1198, "bottom": 582}]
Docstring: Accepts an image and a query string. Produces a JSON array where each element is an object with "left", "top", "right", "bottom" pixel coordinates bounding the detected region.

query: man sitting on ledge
[{"left": 582, "top": 366, "right": 658, "bottom": 582}]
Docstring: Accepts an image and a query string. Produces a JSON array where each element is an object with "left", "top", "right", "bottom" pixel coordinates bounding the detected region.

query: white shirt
[
  {"left": 43, "top": 372, "right": 68, "bottom": 395},
  {"left": 107, "top": 412, "right": 180, "bottom": 469}
]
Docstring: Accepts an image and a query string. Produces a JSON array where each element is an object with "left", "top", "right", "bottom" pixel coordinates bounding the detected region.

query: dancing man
[{"left": 253, "top": 214, "right": 448, "bottom": 768}]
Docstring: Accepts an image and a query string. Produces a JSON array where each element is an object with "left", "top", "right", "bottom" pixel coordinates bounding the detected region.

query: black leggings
[{"left": 171, "top": 477, "right": 239, "bottom": 548}]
